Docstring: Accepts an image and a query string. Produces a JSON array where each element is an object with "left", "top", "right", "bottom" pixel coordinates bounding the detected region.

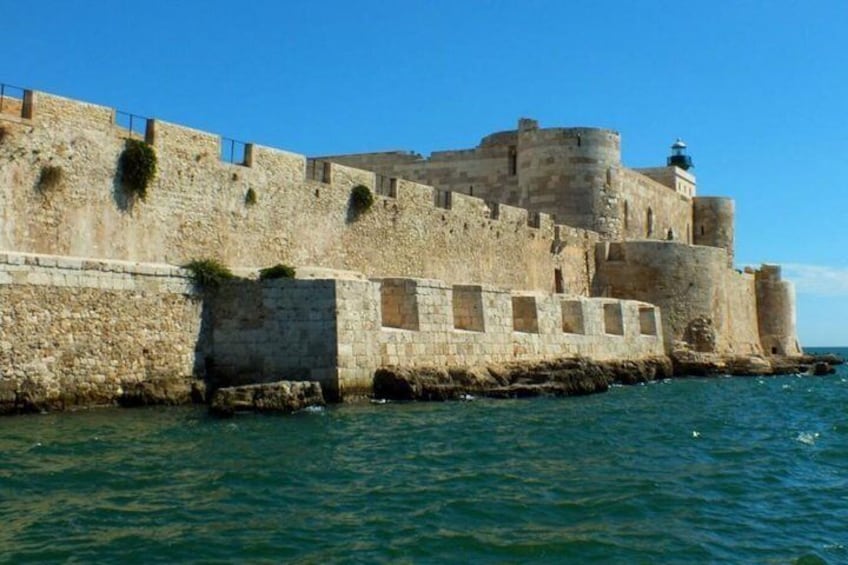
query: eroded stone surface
[
  {"left": 209, "top": 381, "right": 325, "bottom": 417},
  {"left": 373, "top": 356, "right": 672, "bottom": 401}
]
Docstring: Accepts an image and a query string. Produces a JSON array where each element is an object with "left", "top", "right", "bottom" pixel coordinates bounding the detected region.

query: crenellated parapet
[{"left": 0, "top": 87, "right": 602, "bottom": 295}]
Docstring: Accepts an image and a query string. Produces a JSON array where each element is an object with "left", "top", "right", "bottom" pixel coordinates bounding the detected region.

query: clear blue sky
[{"left": 5, "top": 1, "right": 847, "bottom": 346}]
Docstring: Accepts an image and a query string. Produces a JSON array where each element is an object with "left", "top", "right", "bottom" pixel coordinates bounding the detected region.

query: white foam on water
[
  {"left": 301, "top": 405, "right": 325, "bottom": 413},
  {"left": 796, "top": 432, "right": 820, "bottom": 445}
]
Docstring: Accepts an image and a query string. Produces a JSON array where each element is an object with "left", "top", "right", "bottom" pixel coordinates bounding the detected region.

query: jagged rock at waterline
[
  {"left": 373, "top": 356, "right": 673, "bottom": 401},
  {"left": 209, "top": 381, "right": 325, "bottom": 417}
]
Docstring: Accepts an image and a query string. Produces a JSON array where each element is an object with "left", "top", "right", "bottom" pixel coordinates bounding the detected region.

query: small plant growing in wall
[
  {"left": 37, "top": 165, "right": 64, "bottom": 193},
  {"left": 259, "top": 264, "right": 296, "bottom": 280},
  {"left": 118, "top": 138, "right": 157, "bottom": 200},
  {"left": 245, "top": 187, "right": 257, "bottom": 206},
  {"left": 350, "top": 184, "right": 374, "bottom": 214},
  {"left": 183, "top": 258, "right": 235, "bottom": 291}
]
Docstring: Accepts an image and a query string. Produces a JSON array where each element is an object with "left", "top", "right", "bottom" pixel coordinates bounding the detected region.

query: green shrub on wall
[
  {"left": 350, "top": 184, "right": 374, "bottom": 214},
  {"left": 119, "top": 138, "right": 157, "bottom": 199},
  {"left": 259, "top": 264, "right": 296, "bottom": 280},
  {"left": 183, "top": 258, "right": 235, "bottom": 291},
  {"left": 37, "top": 165, "right": 64, "bottom": 192}
]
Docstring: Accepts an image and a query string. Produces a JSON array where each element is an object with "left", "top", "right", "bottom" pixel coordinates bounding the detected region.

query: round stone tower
[
  {"left": 693, "top": 197, "right": 735, "bottom": 266},
  {"left": 755, "top": 265, "right": 802, "bottom": 356},
  {"left": 516, "top": 120, "right": 622, "bottom": 239}
]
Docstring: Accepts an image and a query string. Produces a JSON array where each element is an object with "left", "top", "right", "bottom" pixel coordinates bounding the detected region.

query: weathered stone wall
[
  {"left": 618, "top": 169, "right": 693, "bottom": 243},
  {"left": 324, "top": 121, "right": 626, "bottom": 239},
  {"left": 374, "top": 277, "right": 664, "bottom": 367},
  {"left": 633, "top": 166, "right": 695, "bottom": 198},
  {"left": 206, "top": 273, "right": 665, "bottom": 400},
  {"left": 322, "top": 120, "right": 701, "bottom": 247},
  {"left": 0, "top": 252, "right": 204, "bottom": 412},
  {"left": 693, "top": 197, "right": 735, "bottom": 266},
  {"left": 0, "top": 92, "right": 596, "bottom": 294},
  {"left": 755, "top": 265, "right": 802, "bottom": 356},
  {"left": 593, "top": 241, "right": 764, "bottom": 356}
]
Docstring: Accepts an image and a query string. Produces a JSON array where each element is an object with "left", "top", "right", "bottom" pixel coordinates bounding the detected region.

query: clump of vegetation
[
  {"left": 350, "top": 184, "right": 374, "bottom": 214},
  {"left": 183, "top": 258, "right": 235, "bottom": 291},
  {"left": 245, "top": 187, "right": 257, "bottom": 206},
  {"left": 119, "top": 138, "right": 157, "bottom": 199},
  {"left": 259, "top": 264, "right": 296, "bottom": 280},
  {"left": 37, "top": 165, "right": 64, "bottom": 192}
]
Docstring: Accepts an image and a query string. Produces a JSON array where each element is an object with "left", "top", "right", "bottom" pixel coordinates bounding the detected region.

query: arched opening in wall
[
  {"left": 623, "top": 201, "right": 629, "bottom": 229},
  {"left": 771, "top": 346, "right": 778, "bottom": 354},
  {"left": 508, "top": 146, "right": 517, "bottom": 176},
  {"left": 700, "top": 225, "right": 705, "bottom": 236},
  {"left": 646, "top": 208, "right": 654, "bottom": 237},
  {"left": 666, "top": 228, "right": 675, "bottom": 240}
]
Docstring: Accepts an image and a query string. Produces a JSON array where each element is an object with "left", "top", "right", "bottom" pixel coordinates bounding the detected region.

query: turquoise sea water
[{"left": 2, "top": 348, "right": 847, "bottom": 564}]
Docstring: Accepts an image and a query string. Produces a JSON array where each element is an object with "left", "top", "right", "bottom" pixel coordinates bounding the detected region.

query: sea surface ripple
[{"left": 1, "top": 349, "right": 847, "bottom": 564}]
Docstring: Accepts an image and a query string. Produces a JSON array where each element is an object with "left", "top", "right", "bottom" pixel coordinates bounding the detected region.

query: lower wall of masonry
[
  {"left": 0, "top": 252, "right": 204, "bottom": 410},
  {"left": 0, "top": 252, "right": 668, "bottom": 407}
]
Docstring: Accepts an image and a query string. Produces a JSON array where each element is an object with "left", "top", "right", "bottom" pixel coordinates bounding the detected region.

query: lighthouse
[{"left": 667, "top": 138, "right": 693, "bottom": 170}]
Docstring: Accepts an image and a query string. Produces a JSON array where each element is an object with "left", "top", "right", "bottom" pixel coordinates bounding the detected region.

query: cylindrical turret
[
  {"left": 755, "top": 265, "right": 802, "bottom": 356},
  {"left": 693, "top": 197, "right": 734, "bottom": 266},
  {"left": 517, "top": 123, "right": 621, "bottom": 238}
]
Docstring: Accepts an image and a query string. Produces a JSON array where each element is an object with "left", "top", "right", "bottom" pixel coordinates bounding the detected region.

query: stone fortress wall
[
  {"left": 0, "top": 251, "right": 661, "bottom": 405},
  {"left": 0, "top": 85, "right": 803, "bottom": 406},
  {"left": 0, "top": 251, "right": 204, "bottom": 411},
  {"left": 0, "top": 91, "right": 598, "bottom": 295}
]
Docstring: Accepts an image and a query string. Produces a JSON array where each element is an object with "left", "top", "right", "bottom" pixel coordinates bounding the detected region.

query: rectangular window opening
[
  {"left": 561, "top": 300, "right": 584, "bottom": 334},
  {"left": 554, "top": 268, "right": 564, "bottom": 294},
  {"left": 452, "top": 285, "right": 484, "bottom": 332},
  {"left": 639, "top": 307, "right": 657, "bottom": 336},
  {"left": 603, "top": 303, "right": 624, "bottom": 335},
  {"left": 508, "top": 146, "right": 517, "bottom": 176},
  {"left": 512, "top": 296, "right": 539, "bottom": 333},
  {"left": 380, "top": 280, "right": 419, "bottom": 330}
]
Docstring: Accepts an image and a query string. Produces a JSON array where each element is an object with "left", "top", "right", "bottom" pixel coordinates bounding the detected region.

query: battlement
[
  {"left": 212, "top": 272, "right": 665, "bottom": 398},
  {"left": 0, "top": 84, "right": 600, "bottom": 294}
]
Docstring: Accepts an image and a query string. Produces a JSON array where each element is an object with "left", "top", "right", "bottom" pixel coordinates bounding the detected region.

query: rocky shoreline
[{"left": 0, "top": 353, "right": 842, "bottom": 416}]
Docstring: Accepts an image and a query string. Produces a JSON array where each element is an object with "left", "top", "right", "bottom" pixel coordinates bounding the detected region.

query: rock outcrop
[
  {"left": 0, "top": 375, "right": 204, "bottom": 415},
  {"left": 373, "top": 356, "right": 673, "bottom": 401},
  {"left": 671, "top": 350, "right": 844, "bottom": 377},
  {"left": 209, "top": 381, "right": 325, "bottom": 417}
]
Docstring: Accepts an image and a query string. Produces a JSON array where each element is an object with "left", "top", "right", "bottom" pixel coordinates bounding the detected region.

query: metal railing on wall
[
  {"left": 306, "top": 159, "right": 332, "bottom": 183},
  {"left": 220, "top": 137, "right": 250, "bottom": 166},
  {"left": 375, "top": 175, "right": 397, "bottom": 197},
  {"left": 114, "top": 110, "right": 150, "bottom": 140},
  {"left": 0, "top": 83, "right": 26, "bottom": 117}
]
